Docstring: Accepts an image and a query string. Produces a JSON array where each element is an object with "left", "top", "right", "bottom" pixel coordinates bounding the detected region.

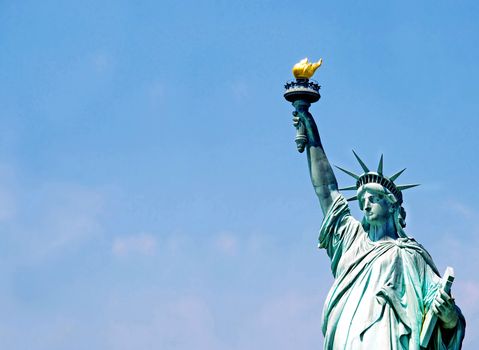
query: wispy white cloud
[
  {"left": 0, "top": 164, "right": 17, "bottom": 222},
  {"left": 31, "top": 184, "right": 105, "bottom": 259},
  {"left": 112, "top": 233, "right": 157, "bottom": 257},
  {"left": 90, "top": 51, "right": 114, "bottom": 73},
  {"left": 214, "top": 232, "right": 238, "bottom": 256},
  {"left": 106, "top": 295, "right": 223, "bottom": 350},
  {"left": 237, "top": 292, "right": 324, "bottom": 350},
  {"left": 230, "top": 80, "right": 249, "bottom": 102},
  {"left": 0, "top": 187, "right": 16, "bottom": 222},
  {"left": 148, "top": 81, "right": 165, "bottom": 101},
  {"left": 0, "top": 182, "right": 107, "bottom": 263},
  {"left": 447, "top": 200, "right": 476, "bottom": 220},
  {"left": 455, "top": 280, "right": 479, "bottom": 312}
]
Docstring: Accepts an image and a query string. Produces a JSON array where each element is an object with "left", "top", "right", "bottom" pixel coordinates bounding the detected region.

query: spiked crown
[{"left": 336, "top": 151, "right": 419, "bottom": 204}]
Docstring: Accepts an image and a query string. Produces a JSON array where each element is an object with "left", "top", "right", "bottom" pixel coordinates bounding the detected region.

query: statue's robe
[{"left": 319, "top": 195, "right": 465, "bottom": 350}]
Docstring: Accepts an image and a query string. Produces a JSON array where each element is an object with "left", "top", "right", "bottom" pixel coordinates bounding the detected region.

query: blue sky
[{"left": 1, "top": 1, "right": 479, "bottom": 349}]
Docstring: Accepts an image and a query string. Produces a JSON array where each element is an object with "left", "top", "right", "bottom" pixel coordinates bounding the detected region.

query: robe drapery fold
[{"left": 318, "top": 195, "right": 465, "bottom": 350}]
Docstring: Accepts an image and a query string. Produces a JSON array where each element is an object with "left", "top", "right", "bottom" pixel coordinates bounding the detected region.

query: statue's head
[
  {"left": 358, "top": 183, "right": 397, "bottom": 225},
  {"left": 336, "top": 151, "right": 417, "bottom": 237},
  {"left": 357, "top": 183, "right": 408, "bottom": 237}
]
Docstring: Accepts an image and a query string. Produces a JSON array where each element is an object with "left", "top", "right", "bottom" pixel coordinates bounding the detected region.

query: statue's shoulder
[
  {"left": 397, "top": 237, "right": 440, "bottom": 275},
  {"left": 396, "top": 237, "right": 428, "bottom": 253}
]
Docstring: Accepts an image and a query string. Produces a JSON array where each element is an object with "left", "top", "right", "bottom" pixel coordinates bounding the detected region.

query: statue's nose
[{"left": 364, "top": 200, "right": 371, "bottom": 210}]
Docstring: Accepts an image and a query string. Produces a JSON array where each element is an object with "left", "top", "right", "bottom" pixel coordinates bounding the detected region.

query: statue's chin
[{"left": 364, "top": 217, "right": 386, "bottom": 226}]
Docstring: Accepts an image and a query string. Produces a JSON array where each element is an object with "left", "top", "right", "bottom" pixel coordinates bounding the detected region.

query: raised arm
[{"left": 292, "top": 100, "right": 340, "bottom": 215}]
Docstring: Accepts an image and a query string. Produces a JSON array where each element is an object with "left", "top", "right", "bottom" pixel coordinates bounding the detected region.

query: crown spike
[
  {"left": 339, "top": 185, "right": 358, "bottom": 191},
  {"left": 335, "top": 165, "right": 360, "bottom": 180},
  {"left": 352, "top": 150, "right": 369, "bottom": 173},
  {"left": 346, "top": 195, "right": 358, "bottom": 202},
  {"left": 389, "top": 168, "right": 406, "bottom": 182},
  {"left": 397, "top": 184, "right": 420, "bottom": 191},
  {"left": 377, "top": 154, "right": 384, "bottom": 175}
]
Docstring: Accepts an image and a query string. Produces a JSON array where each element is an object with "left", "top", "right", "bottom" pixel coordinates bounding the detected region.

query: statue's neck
[{"left": 367, "top": 216, "right": 398, "bottom": 242}]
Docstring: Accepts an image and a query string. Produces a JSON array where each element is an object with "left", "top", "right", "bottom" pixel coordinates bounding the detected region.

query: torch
[{"left": 284, "top": 58, "right": 322, "bottom": 153}]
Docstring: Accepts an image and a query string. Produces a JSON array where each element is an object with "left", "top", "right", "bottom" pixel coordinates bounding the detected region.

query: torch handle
[{"left": 295, "top": 120, "right": 308, "bottom": 153}]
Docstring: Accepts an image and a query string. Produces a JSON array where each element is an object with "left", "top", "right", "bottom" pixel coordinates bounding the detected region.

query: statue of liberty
[{"left": 285, "top": 59, "right": 465, "bottom": 349}]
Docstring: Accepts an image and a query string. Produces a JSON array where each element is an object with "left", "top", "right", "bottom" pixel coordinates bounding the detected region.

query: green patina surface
[{"left": 284, "top": 73, "right": 466, "bottom": 349}]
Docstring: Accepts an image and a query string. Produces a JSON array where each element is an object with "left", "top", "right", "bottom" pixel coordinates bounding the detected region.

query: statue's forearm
[
  {"left": 307, "top": 145, "right": 339, "bottom": 214},
  {"left": 438, "top": 307, "right": 464, "bottom": 347},
  {"left": 300, "top": 112, "right": 339, "bottom": 214},
  {"left": 308, "top": 145, "right": 338, "bottom": 188}
]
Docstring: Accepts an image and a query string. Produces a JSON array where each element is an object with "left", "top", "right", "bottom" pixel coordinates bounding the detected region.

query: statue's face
[{"left": 361, "top": 191, "right": 392, "bottom": 225}]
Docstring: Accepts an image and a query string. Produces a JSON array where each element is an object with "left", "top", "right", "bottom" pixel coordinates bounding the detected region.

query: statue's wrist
[
  {"left": 304, "top": 121, "right": 321, "bottom": 146},
  {"left": 441, "top": 314, "right": 458, "bottom": 329}
]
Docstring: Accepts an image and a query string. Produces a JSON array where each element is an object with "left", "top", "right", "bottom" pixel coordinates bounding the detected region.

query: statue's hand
[
  {"left": 292, "top": 110, "right": 313, "bottom": 127},
  {"left": 292, "top": 111, "right": 301, "bottom": 129},
  {"left": 292, "top": 110, "right": 321, "bottom": 147},
  {"left": 431, "top": 290, "right": 459, "bottom": 329}
]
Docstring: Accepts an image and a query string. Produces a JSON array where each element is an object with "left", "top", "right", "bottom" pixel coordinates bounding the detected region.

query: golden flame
[{"left": 292, "top": 58, "right": 322, "bottom": 79}]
